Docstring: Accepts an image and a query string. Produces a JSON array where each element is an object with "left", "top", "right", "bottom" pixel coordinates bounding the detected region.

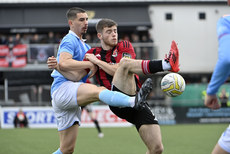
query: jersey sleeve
[
  {"left": 82, "top": 48, "right": 95, "bottom": 73},
  {"left": 207, "top": 35, "right": 230, "bottom": 95},
  {"left": 59, "top": 37, "right": 75, "bottom": 55},
  {"left": 86, "top": 48, "right": 94, "bottom": 54},
  {"left": 116, "top": 41, "right": 136, "bottom": 62},
  {"left": 83, "top": 48, "right": 94, "bottom": 61}
]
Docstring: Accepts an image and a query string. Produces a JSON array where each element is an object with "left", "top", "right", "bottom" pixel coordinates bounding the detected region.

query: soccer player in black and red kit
[
  {"left": 84, "top": 18, "right": 179, "bottom": 154},
  {"left": 48, "top": 18, "right": 179, "bottom": 154},
  {"left": 86, "top": 41, "right": 141, "bottom": 90}
]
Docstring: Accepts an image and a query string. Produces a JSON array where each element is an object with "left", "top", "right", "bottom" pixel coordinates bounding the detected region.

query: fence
[{"left": 0, "top": 42, "right": 156, "bottom": 106}]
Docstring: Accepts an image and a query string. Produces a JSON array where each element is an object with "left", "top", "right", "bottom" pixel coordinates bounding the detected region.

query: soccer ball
[{"left": 161, "top": 73, "right": 186, "bottom": 97}]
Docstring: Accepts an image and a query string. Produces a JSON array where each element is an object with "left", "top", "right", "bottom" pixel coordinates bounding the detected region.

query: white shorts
[
  {"left": 218, "top": 125, "right": 230, "bottom": 153},
  {"left": 52, "top": 81, "right": 83, "bottom": 131}
]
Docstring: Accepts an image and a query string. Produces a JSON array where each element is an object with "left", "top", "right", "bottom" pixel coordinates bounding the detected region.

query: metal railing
[{"left": 0, "top": 42, "right": 157, "bottom": 106}]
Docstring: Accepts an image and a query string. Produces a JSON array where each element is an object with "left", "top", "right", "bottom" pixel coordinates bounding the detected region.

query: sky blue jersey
[
  {"left": 207, "top": 15, "right": 230, "bottom": 95},
  {"left": 50, "top": 30, "right": 91, "bottom": 95}
]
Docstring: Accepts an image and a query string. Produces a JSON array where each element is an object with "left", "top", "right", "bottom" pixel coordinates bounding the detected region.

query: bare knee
[
  {"left": 61, "top": 146, "right": 75, "bottom": 154},
  {"left": 60, "top": 141, "right": 75, "bottom": 154},
  {"left": 97, "top": 86, "right": 107, "bottom": 94},
  {"left": 77, "top": 84, "right": 106, "bottom": 106},
  {"left": 119, "top": 58, "right": 134, "bottom": 70},
  {"left": 153, "top": 143, "right": 164, "bottom": 154},
  {"left": 147, "top": 143, "right": 164, "bottom": 154},
  {"left": 90, "top": 86, "right": 107, "bottom": 100}
]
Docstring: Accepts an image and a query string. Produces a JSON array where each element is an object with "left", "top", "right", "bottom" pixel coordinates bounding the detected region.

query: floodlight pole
[{"left": 4, "top": 78, "right": 8, "bottom": 103}]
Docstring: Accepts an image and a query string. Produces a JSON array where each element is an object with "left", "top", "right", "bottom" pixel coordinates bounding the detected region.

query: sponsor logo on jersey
[
  {"left": 122, "top": 52, "right": 131, "bottom": 58},
  {"left": 112, "top": 49, "right": 118, "bottom": 57},
  {"left": 95, "top": 54, "right": 101, "bottom": 58}
]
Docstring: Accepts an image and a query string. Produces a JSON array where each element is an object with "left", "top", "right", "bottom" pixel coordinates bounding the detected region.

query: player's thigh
[
  {"left": 139, "top": 124, "right": 163, "bottom": 147},
  {"left": 215, "top": 125, "right": 230, "bottom": 154},
  {"left": 112, "top": 74, "right": 136, "bottom": 95},
  {"left": 212, "top": 143, "right": 229, "bottom": 154},
  {"left": 117, "top": 58, "right": 142, "bottom": 75},
  {"left": 77, "top": 83, "right": 106, "bottom": 106},
  {"left": 59, "top": 124, "right": 79, "bottom": 152},
  {"left": 112, "top": 60, "right": 136, "bottom": 94}
]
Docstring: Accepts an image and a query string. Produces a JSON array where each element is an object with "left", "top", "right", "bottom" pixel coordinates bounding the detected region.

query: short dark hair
[
  {"left": 66, "top": 7, "right": 86, "bottom": 20},
  {"left": 96, "top": 18, "right": 118, "bottom": 33}
]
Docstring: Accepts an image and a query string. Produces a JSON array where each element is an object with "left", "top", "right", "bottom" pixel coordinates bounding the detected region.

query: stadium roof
[
  {"left": 0, "top": 0, "right": 227, "bottom": 4},
  {"left": 0, "top": 0, "right": 226, "bottom": 32}
]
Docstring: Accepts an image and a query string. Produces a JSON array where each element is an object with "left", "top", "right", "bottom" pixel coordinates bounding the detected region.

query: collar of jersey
[{"left": 68, "top": 30, "right": 86, "bottom": 42}]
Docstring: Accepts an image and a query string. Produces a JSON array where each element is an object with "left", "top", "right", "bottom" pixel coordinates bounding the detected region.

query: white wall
[{"left": 149, "top": 4, "right": 230, "bottom": 73}]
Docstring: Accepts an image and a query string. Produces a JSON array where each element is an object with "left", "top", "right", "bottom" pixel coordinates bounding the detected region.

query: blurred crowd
[
  {"left": 85, "top": 32, "right": 154, "bottom": 44},
  {"left": 85, "top": 32, "right": 155, "bottom": 59},
  {"left": 0, "top": 31, "right": 155, "bottom": 60},
  {"left": 0, "top": 31, "right": 153, "bottom": 45},
  {"left": 0, "top": 31, "right": 62, "bottom": 45}
]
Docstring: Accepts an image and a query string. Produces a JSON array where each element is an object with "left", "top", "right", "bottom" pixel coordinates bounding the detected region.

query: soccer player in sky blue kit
[
  {"left": 48, "top": 18, "right": 180, "bottom": 154},
  {"left": 204, "top": 1, "right": 230, "bottom": 153},
  {"left": 50, "top": 7, "right": 151, "bottom": 154}
]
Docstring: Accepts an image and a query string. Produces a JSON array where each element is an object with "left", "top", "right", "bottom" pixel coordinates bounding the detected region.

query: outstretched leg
[
  {"left": 112, "top": 40, "right": 180, "bottom": 93},
  {"left": 111, "top": 41, "right": 179, "bottom": 154}
]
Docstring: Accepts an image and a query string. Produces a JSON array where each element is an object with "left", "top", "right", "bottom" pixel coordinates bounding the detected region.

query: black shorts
[{"left": 109, "top": 85, "right": 158, "bottom": 130}]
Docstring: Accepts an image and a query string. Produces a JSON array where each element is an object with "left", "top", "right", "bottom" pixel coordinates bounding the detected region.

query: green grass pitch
[{"left": 0, "top": 124, "right": 228, "bottom": 154}]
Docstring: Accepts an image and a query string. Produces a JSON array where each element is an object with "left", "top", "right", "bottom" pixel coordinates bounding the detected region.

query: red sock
[
  {"left": 141, "top": 60, "right": 150, "bottom": 75},
  {"left": 141, "top": 60, "right": 163, "bottom": 75}
]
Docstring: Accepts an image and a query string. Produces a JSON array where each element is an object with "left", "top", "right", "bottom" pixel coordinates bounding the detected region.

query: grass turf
[{"left": 0, "top": 124, "right": 228, "bottom": 154}]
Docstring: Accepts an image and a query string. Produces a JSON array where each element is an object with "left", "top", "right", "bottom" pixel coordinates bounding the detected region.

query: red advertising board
[{"left": 0, "top": 44, "right": 27, "bottom": 67}]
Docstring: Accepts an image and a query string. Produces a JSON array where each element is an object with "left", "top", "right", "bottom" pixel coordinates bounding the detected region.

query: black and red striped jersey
[{"left": 86, "top": 40, "right": 141, "bottom": 90}]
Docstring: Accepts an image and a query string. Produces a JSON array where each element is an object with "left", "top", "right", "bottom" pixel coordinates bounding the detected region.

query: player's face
[
  {"left": 101, "top": 26, "right": 118, "bottom": 48},
  {"left": 69, "top": 13, "right": 88, "bottom": 38}
]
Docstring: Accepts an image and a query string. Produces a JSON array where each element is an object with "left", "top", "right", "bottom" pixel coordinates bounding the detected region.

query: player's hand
[
  {"left": 85, "top": 54, "right": 99, "bottom": 65},
  {"left": 204, "top": 94, "right": 221, "bottom": 110},
  {"left": 47, "top": 56, "right": 58, "bottom": 69},
  {"left": 88, "top": 62, "right": 98, "bottom": 78}
]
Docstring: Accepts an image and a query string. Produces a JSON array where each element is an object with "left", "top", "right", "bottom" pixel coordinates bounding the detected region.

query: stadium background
[{"left": 0, "top": 0, "right": 230, "bottom": 147}]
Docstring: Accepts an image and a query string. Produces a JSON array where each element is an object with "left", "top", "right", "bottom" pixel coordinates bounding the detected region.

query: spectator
[
  {"left": 47, "top": 31, "right": 59, "bottom": 44},
  {"left": 21, "top": 34, "right": 30, "bottom": 44},
  {"left": 218, "top": 89, "right": 229, "bottom": 107},
  {"left": 85, "top": 33, "right": 92, "bottom": 43},
  {"left": 30, "top": 34, "right": 40, "bottom": 44},
  {"left": 131, "top": 33, "right": 140, "bottom": 43},
  {"left": 122, "top": 34, "right": 130, "bottom": 41},
  {"left": 14, "top": 33, "right": 22, "bottom": 45},
  {"left": 141, "top": 34, "right": 154, "bottom": 59},
  {"left": 13, "top": 109, "right": 28, "bottom": 128},
  {"left": 54, "top": 33, "right": 62, "bottom": 44},
  {"left": 92, "top": 33, "right": 99, "bottom": 43},
  {"left": 0, "top": 34, "right": 8, "bottom": 45},
  {"left": 8, "top": 35, "right": 20, "bottom": 46}
]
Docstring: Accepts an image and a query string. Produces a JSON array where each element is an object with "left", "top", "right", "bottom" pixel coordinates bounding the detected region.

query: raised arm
[
  {"left": 85, "top": 53, "right": 119, "bottom": 76},
  {"left": 47, "top": 54, "right": 97, "bottom": 82}
]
